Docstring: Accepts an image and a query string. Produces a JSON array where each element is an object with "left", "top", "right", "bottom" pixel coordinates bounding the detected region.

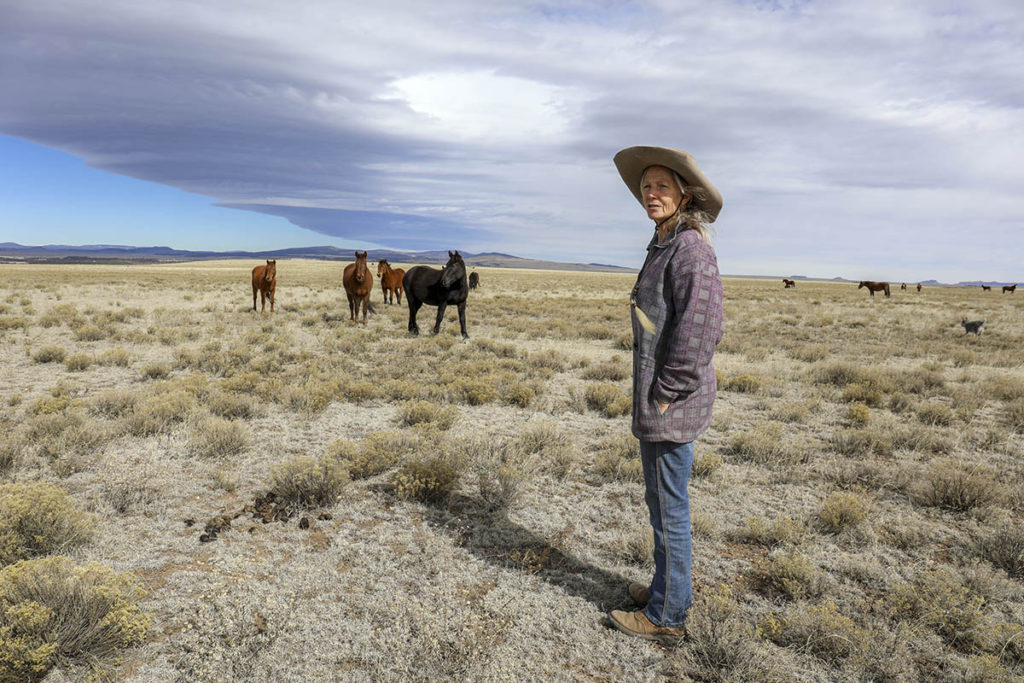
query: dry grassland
[{"left": 1, "top": 259, "right": 1023, "bottom": 681}]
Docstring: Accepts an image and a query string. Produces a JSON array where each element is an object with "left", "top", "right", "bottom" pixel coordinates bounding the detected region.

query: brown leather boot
[
  {"left": 628, "top": 582, "right": 650, "bottom": 606},
  {"left": 608, "top": 609, "right": 686, "bottom": 645}
]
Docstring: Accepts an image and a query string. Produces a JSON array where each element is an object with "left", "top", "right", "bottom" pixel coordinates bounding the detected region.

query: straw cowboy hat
[{"left": 613, "top": 146, "right": 723, "bottom": 222}]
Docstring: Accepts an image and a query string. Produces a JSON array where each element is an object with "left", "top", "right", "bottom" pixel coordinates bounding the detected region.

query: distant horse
[
  {"left": 982, "top": 285, "right": 991, "bottom": 292},
  {"left": 403, "top": 250, "right": 470, "bottom": 338},
  {"left": 343, "top": 251, "right": 375, "bottom": 325},
  {"left": 858, "top": 281, "right": 890, "bottom": 297},
  {"left": 961, "top": 318, "right": 985, "bottom": 335},
  {"left": 469, "top": 271, "right": 480, "bottom": 290},
  {"left": 782, "top": 279, "right": 795, "bottom": 288},
  {"left": 917, "top": 283, "right": 922, "bottom": 292},
  {"left": 251, "top": 260, "right": 277, "bottom": 313},
  {"left": 901, "top": 283, "right": 907, "bottom": 290},
  {"left": 1004, "top": 284, "right": 1017, "bottom": 294},
  {"left": 377, "top": 259, "right": 405, "bottom": 305}
]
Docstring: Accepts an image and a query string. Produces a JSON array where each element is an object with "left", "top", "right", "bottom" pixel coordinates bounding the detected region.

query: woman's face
[{"left": 642, "top": 166, "right": 685, "bottom": 222}]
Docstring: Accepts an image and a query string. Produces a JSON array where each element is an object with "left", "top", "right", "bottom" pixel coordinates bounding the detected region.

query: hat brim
[{"left": 613, "top": 146, "right": 722, "bottom": 222}]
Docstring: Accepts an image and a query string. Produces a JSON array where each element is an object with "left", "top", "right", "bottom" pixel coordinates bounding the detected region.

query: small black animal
[{"left": 960, "top": 318, "right": 985, "bottom": 335}]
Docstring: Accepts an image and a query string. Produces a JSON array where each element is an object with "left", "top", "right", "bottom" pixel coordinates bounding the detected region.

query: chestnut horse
[
  {"left": 251, "top": 260, "right": 277, "bottom": 313},
  {"left": 1004, "top": 284, "right": 1017, "bottom": 294},
  {"left": 917, "top": 283, "right": 922, "bottom": 292},
  {"left": 982, "top": 285, "right": 991, "bottom": 291},
  {"left": 376, "top": 259, "right": 405, "bottom": 305},
  {"left": 782, "top": 279, "right": 795, "bottom": 288},
  {"left": 343, "top": 251, "right": 375, "bottom": 325},
  {"left": 403, "top": 250, "right": 470, "bottom": 338},
  {"left": 858, "top": 281, "right": 890, "bottom": 297}
]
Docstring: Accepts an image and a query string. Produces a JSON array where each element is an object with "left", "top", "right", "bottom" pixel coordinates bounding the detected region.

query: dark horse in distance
[
  {"left": 858, "top": 281, "right": 890, "bottom": 297},
  {"left": 403, "top": 250, "right": 470, "bottom": 338},
  {"left": 343, "top": 251, "right": 375, "bottom": 326},
  {"left": 252, "top": 259, "right": 277, "bottom": 313},
  {"left": 469, "top": 271, "right": 480, "bottom": 290}
]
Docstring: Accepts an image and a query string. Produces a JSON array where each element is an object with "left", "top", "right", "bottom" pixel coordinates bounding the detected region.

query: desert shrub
[
  {"left": 891, "top": 422, "right": 953, "bottom": 454},
  {"left": 120, "top": 390, "right": 195, "bottom": 436},
  {"left": 975, "top": 524, "right": 1024, "bottom": 578},
  {"left": 789, "top": 343, "right": 830, "bottom": 363},
  {"left": 63, "top": 353, "right": 92, "bottom": 372},
  {"left": 27, "top": 395, "right": 72, "bottom": 416},
  {"left": 329, "top": 431, "right": 415, "bottom": 480},
  {"left": 267, "top": 455, "right": 349, "bottom": 510},
  {"left": 739, "top": 515, "right": 805, "bottom": 548},
  {"left": 913, "top": 461, "right": 1003, "bottom": 512},
  {"left": 26, "top": 412, "right": 107, "bottom": 462},
  {"left": 31, "top": 346, "right": 66, "bottom": 364},
  {"left": 0, "top": 556, "right": 149, "bottom": 680},
  {"left": 206, "top": 391, "right": 257, "bottom": 420},
  {"left": 0, "top": 483, "right": 93, "bottom": 566},
  {"left": 514, "top": 420, "right": 575, "bottom": 478},
  {"left": 343, "top": 380, "right": 381, "bottom": 403},
  {"left": 398, "top": 400, "right": 457, "bottom": 430},
  {"left": 824, "top": 460, "right": 908, "bottom": 494},
  {"left": 847, "top": 403, "right": 870, "bottom": 424},
  {"left": 691, "top": 452, "right": 723, "bottom": 478},
  {"left": 1003, "top": 398, "right": 1024, "bottom": 434},
  {"left": 0, "top": 437, "right": 20, "bottom": 474},
  {"left": 812, "top": 362, "right": 893, "bottom": 392},
  {"left": 593, "top": 433, "right": 642, "bottom": 483},
  {"left": 461, "top": 435, "right": 530, "bottom": 512},
  {"left": 451, "top": 378, "right": 500, "bottom": 405},
  {"left": 669, "top": 584, "right": 760, "bottom": 679},
  {"left": 219, "top": 372, "right": 262, "bottom": 394},
  {"left": 887, "top": 568, "right": 987, "bottom": 649},
  {"left": 96, "top": 348, "right": 131, "bottom": 367},
  {"left": 726, "top": 422, "right": 809, "bottom": 467},
  {"left": 758, "top": 601, "right": 867, "bottom": 666},
  {"left": 584, "top": 383, "right": 631, "bottom": 418},
  {"left": 917, "top": 401, "right": 954, "bottom": 426},
  {"left": 986, "top": 375, "right": 1024, "bottom": 402},
  {"left": 393, "top": 454, "right": 461, "bottom": 504},
  {"left": 189, "top": 417, "right": 248, "bottom": 458},
  {"left": 615, "top": 331, "right": 633, "bottom": 351},
  {"left": 504, "top": 381, "right": 536, "bottom": 407},
  {"left": 829, "top": 427, "right": 893, "bottom": 457},
  {"left": 841, "top": 382, "right": 885, "bottom": 406},
  {"left": 758, "top": 551, "right": 823, "bottom": 600},
  {"left": 817, "top": 490, "right": 869, "bottom": 533},
  {"left": 580, "top": 359, "right": 629, "bottom": 381},
  {"left": 72, "top": 324, "right": 106, "bottom": 341},
  {"left": 770, "top": 400, "right": 814, "bottom": 423},
  {"left": 887, "top": 392, "right": 912, "bottom": 413},
  {"left": 721, "top": 374, "right": 762, "bottom": 393},
  {"left": 136, "top": 363, "right": 169, "bottom": 381},
  {"left": 527, "top": 348, "right": 569, "bottom": 372}
]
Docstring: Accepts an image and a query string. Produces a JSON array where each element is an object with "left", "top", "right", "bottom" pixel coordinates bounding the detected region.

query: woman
[{"left": 608, "top": 146, "right": 724, "bottom": 644}]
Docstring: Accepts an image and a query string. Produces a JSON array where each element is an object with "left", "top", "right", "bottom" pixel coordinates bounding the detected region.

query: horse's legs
[
  {"left": 260, "top": 289, "right": 266, "bottom": 313},
  {"left": 432, "top": 302, "right": 447, "bottom": 335},
  {"left": 253, "top": 285, "right": 257, "bottom": 312},
  {"left": 457, "top": 300, "right": 468, "bottom": 339},
  {"left": 269, "top": 284, "right": 275, "bottom": 313},
  {"left": 407, "top": 296, "right": 421, "bottom": 335},
  {"left": 396, "top": 287, "right": 403, "bottom": 305},
  {"left": 347, "top": 292, "right": 356, "bottom": 321},
  {"left": 361, "top": 296, "right": 368, "bottom": 326}
]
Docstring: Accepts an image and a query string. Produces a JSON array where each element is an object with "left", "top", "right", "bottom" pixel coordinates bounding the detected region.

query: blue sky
[{"left": 2, "top": 0, "right": 1022, "bottom": 281}]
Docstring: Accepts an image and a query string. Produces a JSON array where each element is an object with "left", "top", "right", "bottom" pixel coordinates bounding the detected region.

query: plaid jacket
[{"left": 630, "top": 226, "right": 723, "bottom": 443}]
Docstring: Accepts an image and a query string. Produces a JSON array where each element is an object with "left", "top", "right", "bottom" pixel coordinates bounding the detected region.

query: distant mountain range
[{"left": 0, "top": 243, "right": 634, "bottom": 273}]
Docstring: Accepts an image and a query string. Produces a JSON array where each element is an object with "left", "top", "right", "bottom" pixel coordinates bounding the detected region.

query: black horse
[
  {"left": 469, "top": 271, "right": 479, "bottom": 290},
  {"left": 403, "top": 250, "right": 470, "bottom": 338}
]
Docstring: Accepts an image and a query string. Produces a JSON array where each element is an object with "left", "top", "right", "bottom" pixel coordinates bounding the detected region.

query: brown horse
[
  {"left": 376, "top": 259, "right": 405, "bottom": 305},
  {"left": 982, "top": 285, "right": 991, "bottom": 291},
  {"left": 343, "top": 251, "right": 375, "bottom": 325},
  {"left": 858, "top": 281, "right": 890, "bottom": 297},
  {"left": 469, "top": 271, "right": 480, "bottom": 290},
  {"left": 1004, "top": 284, "right": 1017, "bottom": 294},
  {"left": 901, "top": 283, "right": 907, "bottom": 290},
  {"left": 251, "top": 260, "right": 277, "bottom": 313},
  {"left": 782, "top": 279, "right": 795, "bottom": 288},
  {"left": 917, "top": 283, "right": 922, "bottom": 292}
]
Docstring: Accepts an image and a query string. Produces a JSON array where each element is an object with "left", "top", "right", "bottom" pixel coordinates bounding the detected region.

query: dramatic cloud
[{"left": 2, "top": 0, "right": 1022, "bottom": 279}]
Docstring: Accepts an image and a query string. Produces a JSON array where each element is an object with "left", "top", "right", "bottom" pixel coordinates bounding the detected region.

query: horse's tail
[{"left": 367, "top": 301, "right": 377, "bottom": 315}]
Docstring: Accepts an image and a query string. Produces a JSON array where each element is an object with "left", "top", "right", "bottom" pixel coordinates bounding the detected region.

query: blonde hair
[{"left": 640, "top": 167, "right": 714, "bottom": 244}]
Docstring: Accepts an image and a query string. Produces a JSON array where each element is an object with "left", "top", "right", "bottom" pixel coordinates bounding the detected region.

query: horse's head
[
  {"left": 353, "top": 251, "right": 368, "bottom": 284},
  {"left": 858, "top": 281, "right": 866, "bottom": 289},
  {"left": 441, "top": 250, "right": 466, "bottom": 288},
  {"left": 377, "top": 259, "right": 388, "bottom": 276},
  {"left": 264, "top": 260, "right": 276, "bottom": 282}
]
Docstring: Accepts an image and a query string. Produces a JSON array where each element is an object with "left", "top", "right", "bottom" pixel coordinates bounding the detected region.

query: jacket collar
[{"left": 647, "top": 222, "right": 686, "bottom": 250}]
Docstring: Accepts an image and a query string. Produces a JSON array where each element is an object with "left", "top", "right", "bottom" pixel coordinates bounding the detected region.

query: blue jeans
[{"left": 640, "top": 439, "right": 694, "bottom": 627}]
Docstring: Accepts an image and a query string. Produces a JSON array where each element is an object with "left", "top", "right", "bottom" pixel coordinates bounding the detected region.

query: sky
[{"left": 1, "top": 0, "right": 1022, "bottom": 281}]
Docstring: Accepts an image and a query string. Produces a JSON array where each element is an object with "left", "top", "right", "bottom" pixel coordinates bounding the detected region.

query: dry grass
[{"left": 1, "top": 263, "right": 1022, "bottom": 681}]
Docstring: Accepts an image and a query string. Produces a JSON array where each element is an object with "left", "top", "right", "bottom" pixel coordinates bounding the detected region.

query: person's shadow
[{"left": 418, "top": 492, "right": 634, "bottom": 611}]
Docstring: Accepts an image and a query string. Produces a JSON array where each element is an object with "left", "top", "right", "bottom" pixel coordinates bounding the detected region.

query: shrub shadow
[{"left": 420, "top": 492, "right": 633, "bottom": 611}]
